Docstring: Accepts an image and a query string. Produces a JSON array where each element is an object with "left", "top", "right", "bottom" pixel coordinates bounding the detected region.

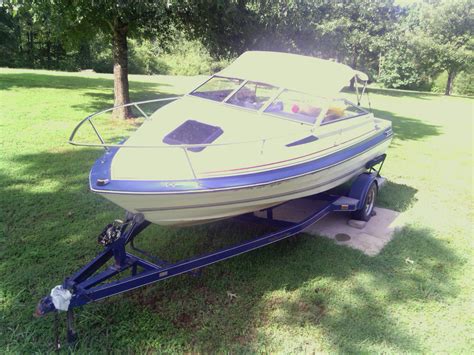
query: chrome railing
[
  {"left": 69, "top": 96, "right": 313, "bottom": 179},
  {"left": 69, "top": 97, "right": 181, "bottom": 151}
]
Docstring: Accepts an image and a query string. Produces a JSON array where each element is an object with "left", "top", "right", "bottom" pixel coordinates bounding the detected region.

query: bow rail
[
  {"left": 69, "top": 97, "right": 182, "bottom": 150},
  {"left": 68, "top": 96, "right": 313, "bottom": 150},
  {"left": 68, "top": 96, "right": 315, "bottom": 179}
]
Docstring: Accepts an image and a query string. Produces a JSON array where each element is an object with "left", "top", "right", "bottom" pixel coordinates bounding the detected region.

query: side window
[
  {"left": 227, "top": 81, "right": 279, "bottom": 110},
  {"left": 321, "top": 100, "right": 366, "bottom": 124},
  {"left": 264, "top": 90, "right": 326, "bottom": 124}
]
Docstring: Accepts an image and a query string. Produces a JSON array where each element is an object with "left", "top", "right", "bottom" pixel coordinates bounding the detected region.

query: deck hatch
[{"left": 163, "top": 119, "right": 223, "bottom": 152}]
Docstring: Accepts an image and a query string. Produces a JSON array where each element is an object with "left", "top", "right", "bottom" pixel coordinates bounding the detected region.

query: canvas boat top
[{"left": 217, "top": 51, "right": 368, "bottom": 98}]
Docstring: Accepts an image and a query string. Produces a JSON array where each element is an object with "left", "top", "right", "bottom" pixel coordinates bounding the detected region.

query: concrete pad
[{"left": 255, "top": 198, "right": 404, "bottom": 256}]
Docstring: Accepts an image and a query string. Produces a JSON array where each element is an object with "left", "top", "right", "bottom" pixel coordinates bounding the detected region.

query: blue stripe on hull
[{"left": 90, "top": 130, "right": 392, "bottom": 194}]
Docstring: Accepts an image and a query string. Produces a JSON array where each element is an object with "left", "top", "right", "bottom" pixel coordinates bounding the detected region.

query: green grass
[{"left": 1, "top": 68, "right": 473, "bottom": 353}]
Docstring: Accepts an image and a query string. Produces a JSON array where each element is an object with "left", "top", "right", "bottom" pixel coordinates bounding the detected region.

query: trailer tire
[{"left": 352, "top": 181, "right": 377, "bottom": 221}]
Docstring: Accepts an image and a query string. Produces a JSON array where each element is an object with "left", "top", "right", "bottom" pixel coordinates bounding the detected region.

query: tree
[
  {"left": 376, "top": 0, "right": 473, "bottom": 93},
  {"left": 57, "top": 1, "right": 174, "bottom": 118},
  {"left": 8, "top": 1, "right": 172, "bottom": 118},
  {"left": 418, "top": 0, "right": 474, "bottom": 95},
  {"left": 377, "top": 32, "right": 433, "bottom": 90},
  {"left": 2, "top": 2, "right": 67, "bottom": 70}
]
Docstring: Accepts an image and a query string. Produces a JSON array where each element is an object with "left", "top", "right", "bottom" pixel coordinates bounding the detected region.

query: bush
[
  {"left": 210, "top": 58, "right": 234, "bottom": 73},
  {"left": 87, "top": 36, "right": 218, "bottom": 76},
  {"left": 128, "top": 39, "right": 169, "bottom": 75},
  {"left": 36, "top": 31, "right": 229, "bottom": 76},
  {"left": 454, "top": 71, "right": 474, "bottom": 96},
  {"left": 56, "top": 54, "right": 82, "bottom": 72},
  {"left": 88, "top": 35, "right": 113, "bottom": 73},
  {"left": 160, "top": 36, "right": 214, "bottom": 75}
]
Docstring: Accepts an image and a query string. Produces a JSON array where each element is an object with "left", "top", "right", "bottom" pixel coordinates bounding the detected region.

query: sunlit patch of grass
[{"left": 0, "top": 68, "right": 472, "bottom": 353}]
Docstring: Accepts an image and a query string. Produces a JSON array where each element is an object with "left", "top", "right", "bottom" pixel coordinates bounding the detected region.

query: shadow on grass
[
  {"left": 0, "top": 72, "right": 177, "bottom": 118},
  {"left": 366, "top": 87, "right": 440, "bottom": 100},
  {"left": 0, "top": 147, "right": 462, "bottom": 353},
  {"left": 0, "top": 72, "right": 170, "bottom": 92},
  {"left": 342, "top": 86, "right": 439, "bottom": 100},
  {"left": 372, "top": 108, "right": 441, "bottom": 142},
  {"left": 73, "top": 91, "right": 179, "bottom": 118},
  {"left": 291, "top": 229, "right": 453, "bottom": 352},
  {"left": 117, "top": 221, "right": 458, "bottom": 353},
  {"left": 377, "top": 180, "right": 418, "bottom": 212}
]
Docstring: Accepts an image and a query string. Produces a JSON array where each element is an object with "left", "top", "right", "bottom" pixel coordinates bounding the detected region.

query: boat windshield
[
  {"left": 264, "top": 90, "right": 327, "bottom": 124},
  {"left": 190, "top": 76, "right": 243, "bottom": 102},
  {"left": 227, "top": 81, "right": 279, "bottom": 110}
]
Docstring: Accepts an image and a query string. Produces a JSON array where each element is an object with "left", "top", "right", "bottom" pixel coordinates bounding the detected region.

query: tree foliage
[
  {"left": 0, "top": 6, "right": 20, "bottom": 67},
  {"left": 1, "top": 0, "right": 473, "bottom": 100},
  {"left": 172, "top": 0, "right": 261, "bottom": 58},
  {"left": 313, "top": 0, "right": 402, "bottom": 76},
  {"left": 419, "top": 0, "right": 473, "bottom": 94},
  {"left": 378, "top": 0, "right": 473, "bottom": 94},
  {"left": 378, "top": 38, "right": 432, "bottom": 90}
]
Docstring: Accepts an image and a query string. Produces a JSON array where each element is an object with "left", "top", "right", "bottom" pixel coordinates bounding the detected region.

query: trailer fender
[{"left": 348, "top": 172, "right": 378, "bottom": 210}]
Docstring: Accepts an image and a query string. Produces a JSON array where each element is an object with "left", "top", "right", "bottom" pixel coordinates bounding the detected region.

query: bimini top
[{"left": 217, "top": 51, "right": 367, "bottom": 98}]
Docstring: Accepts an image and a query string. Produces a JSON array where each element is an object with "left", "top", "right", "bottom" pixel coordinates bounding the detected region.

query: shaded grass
[{"left": 0, "top": 68, "right": 473, "bottom": 353}]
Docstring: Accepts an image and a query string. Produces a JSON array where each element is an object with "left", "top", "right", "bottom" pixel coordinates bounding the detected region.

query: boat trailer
[{"left": 35, "top": 156, "right": 386, "bottom": 346}]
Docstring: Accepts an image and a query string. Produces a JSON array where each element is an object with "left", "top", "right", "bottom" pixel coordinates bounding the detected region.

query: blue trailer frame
[{"left": 35, "top": 156, "right": 385, "bottom": 346}]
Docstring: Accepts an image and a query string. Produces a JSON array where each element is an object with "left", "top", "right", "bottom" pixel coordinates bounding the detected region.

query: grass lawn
[{"left": 0, "top": 68, "right": 473, "bottom": 353}]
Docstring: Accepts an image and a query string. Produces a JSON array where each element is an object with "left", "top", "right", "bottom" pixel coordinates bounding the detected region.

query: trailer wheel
[{"left": 352, "top": 181, "right": 377, "bottom": 221}]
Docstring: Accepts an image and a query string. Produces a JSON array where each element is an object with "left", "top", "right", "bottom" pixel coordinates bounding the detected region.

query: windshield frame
[
  {"left": 225, "top": 80, "right": 280, "bottom": 111},
  {"left": 189, "top": 75, "right": 245, "bottom": 103}
]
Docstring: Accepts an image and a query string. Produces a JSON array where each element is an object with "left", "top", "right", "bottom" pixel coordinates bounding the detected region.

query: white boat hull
[{"left": 96, "top": 138, "right": 391, "bottom": 226}]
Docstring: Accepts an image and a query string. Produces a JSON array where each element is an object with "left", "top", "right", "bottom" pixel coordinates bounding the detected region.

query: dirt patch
[{"left": 335, "top": 233, "right": 352, "bottom": 242}]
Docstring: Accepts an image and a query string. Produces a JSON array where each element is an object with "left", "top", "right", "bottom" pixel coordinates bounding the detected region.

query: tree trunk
[
  {"left": 445, "top": 70, "right": 456, "bottom": 96},
  {"left": 112, "top": 20, "right": 132, "bottom": 119}
]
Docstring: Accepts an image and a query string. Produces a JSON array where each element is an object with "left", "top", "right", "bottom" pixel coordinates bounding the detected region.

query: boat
[
  {"left": 71, "top": 51, "right": 393, "bottom": 226},
  {"left": 36, "top": 52, "right": 393, "bottom": 333}
]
